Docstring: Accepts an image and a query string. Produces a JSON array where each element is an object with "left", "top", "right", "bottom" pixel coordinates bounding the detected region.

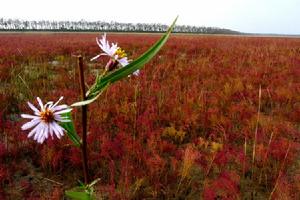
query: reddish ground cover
[{"left": 0, "top": 33, "right": 300, "bottom": 199}]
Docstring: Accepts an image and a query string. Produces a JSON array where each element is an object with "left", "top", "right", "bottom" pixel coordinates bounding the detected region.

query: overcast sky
[{"left": 1, "top": 0, "right": 299, "bottom": 34}]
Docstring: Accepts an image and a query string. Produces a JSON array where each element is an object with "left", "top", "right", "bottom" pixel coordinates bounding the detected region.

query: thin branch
[{"left": 78, "top": 56, "right": 90, "bottom": 184}]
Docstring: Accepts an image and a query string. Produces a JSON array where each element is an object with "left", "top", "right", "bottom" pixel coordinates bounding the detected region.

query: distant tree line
[{"left": 0, "top": 18, "right": 240, "bottom": 34}]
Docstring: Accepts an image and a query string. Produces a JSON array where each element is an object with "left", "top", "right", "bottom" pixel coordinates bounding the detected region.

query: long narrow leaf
[
  {"left": 71, "top": 83, "right": 110, "bottom": 107},
  {"left": 60, "top": 112, "right": 81, "bottom": 147},
  {"left": 76, "top": 17, "right": 178, "bottom": 106}
]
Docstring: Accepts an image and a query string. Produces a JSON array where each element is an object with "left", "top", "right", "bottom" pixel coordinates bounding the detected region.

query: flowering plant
[{"left": 20, "top": 17, "right": 177, "bottom": 199}]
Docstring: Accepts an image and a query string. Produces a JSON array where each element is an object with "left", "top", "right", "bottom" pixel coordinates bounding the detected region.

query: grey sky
[{"left": 1, "top": 0, "right": 299, "bottom": 34}]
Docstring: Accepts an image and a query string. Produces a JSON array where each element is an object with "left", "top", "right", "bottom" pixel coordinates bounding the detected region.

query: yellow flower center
[
  {"left": 115, "top": 47, "right": 127, "bottom": 59},
  {"left": 40, "top": 109, "right": 54, "bottom": 123}
]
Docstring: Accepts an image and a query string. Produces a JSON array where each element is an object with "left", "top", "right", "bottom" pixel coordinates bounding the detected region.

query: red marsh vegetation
[{"left": 0, "top": 33, "right": 300, "bottom": 199}]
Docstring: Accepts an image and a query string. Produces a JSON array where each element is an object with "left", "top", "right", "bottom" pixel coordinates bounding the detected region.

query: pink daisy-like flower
[
  {"left": 21, "top": 96, "right": 72, "bottom": 144},
  {"left": 91, "top": 33, "right": 139, "bottom": 76}
]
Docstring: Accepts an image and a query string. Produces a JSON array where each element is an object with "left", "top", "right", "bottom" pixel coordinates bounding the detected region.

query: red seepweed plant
[{"left": 1, "top": 25, "right": 300, "bottom": 199}]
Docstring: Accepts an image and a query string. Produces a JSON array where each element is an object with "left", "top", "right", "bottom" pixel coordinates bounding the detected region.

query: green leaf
[
  {"left": 65, "top": 191, "right": 91, "bottom": 200},
  {"left": 77, "top": 16, "right": 178, "bottom": 106},
  {"left": 71, "top": 83, "right": 110, "bottom": 107},
  {"left": 60, "top": 111, "right": 81, "bottom": 147},
  {"left": 65, "top": 178, "right": 101, "bottom": 200}
]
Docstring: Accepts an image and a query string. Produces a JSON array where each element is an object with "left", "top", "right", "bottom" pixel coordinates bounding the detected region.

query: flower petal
[
  {"left": 34, "top": 122, "right": 46, "bottom": 140},
  {"left": 37, "top": 97, "right": 45, "bottom": 111},
  {"left": 51, "top": 122, "right": 64, "bottom": 139},
  {"left": 90, "top": 53, "right": 107, "bottom": 61},
  {"left": 50, "top": 122, "right": 59, "bottom": 139},
  {"left": 44, "top": 125, "right": 49, "bottom": 140},
  {"left": 33, "top": 130, "right": 40, "bottom": 141},
  {"left": 49, "top": 123, "right": 54, "bottom": 138},
  {"left": 54, "top": 108, "right": 72, "bottom": 115},
  {"left": 51, "top": 104, "right": 68, "bottom": 112},
  {"left": 49, "top": 96, "right": 63, "bottom": 109},
  {"left": 54, "top": 114, "right": 70, "bottom": 122},
  {"left": 21, "top": 114, "right": 39, "bottom": 119},
  {"left": 38, "top": 124, "right": 48, "bottom": 143},
  {"left": 118, "top": 57, "right": 129, "bottom": 67},
  {"left": 27, "top": 101, "right": 40, "bottom": 114},
  {"left": 27, "top": 123, "right": 42, "bottom": 138},
  {"left": 54, "top": 114, "right": 67, "bottom": 122},
  {"left": 37, "top": 127, "right": 44, "bottom": 143},
  {"left": 21, "top": 119, "right": 41, "bottom": 130},
  {"left": 45, "top": 101, "right": 54, "bottom": 109}
]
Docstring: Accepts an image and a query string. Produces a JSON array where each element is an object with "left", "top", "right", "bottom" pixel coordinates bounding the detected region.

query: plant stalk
[
  {"left": 78, "top": 56, "right": 90, "bottom": 184},
  {"left": 268, "top": 142, "right": 291, "bottom": 200},
  {"left": 252, "top": 85, "right": 262, "bottom": 176},
  {"left": 250, "top": 86, "right": 261, "bottom": 198}
]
